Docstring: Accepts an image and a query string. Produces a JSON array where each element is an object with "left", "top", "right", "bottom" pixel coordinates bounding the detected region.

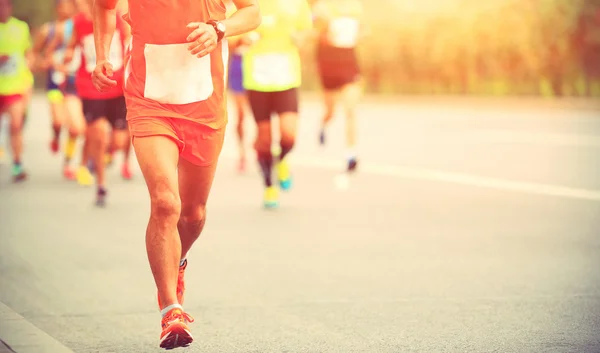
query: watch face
[{"left": 217, "top": 22, "right": 226, "bottom": 33}]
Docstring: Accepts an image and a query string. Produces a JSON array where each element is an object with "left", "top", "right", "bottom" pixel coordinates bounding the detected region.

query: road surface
[{"left": 1, "top": 94, "right": 600, "bottom": 353}]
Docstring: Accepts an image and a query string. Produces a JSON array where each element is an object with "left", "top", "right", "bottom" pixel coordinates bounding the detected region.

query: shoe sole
[
  {"left": 160, "top": 324, "right": 193, "bottom": 350},
  {"left": 264, "top": 201, "right": 279, "bottom": 209}
]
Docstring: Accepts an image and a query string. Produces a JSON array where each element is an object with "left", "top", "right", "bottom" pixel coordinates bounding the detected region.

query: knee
[
  {"left": 280, "top": 134, "right": 295, "bottom": 150},
  {"left": 255, "top": 134, "right": 271, "bottom": 153},
  {"left": 150, "top": 190, "right": 181, "bottom": 221},
  {"left": 9, "top": 122, "right": 22, "bottom": 135},
  {"left": 179, "top": 204, "right": 206, "bottom": 228}
]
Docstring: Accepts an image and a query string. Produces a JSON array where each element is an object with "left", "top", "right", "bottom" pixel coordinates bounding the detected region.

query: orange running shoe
[
  {"left": 159, "top": 308, "right": 194, "bottom": 349},
  {"left": 121, "top": 163, "right": 133, "bottom": 180},
  {"left": 158, "top": 259, "right": 188, "bottom": 309}
]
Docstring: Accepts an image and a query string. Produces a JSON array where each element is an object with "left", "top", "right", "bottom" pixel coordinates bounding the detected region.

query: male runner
[
  {"left": 0, "top": 0, "right": 33, "bottom": 182},
  {"left": 64, "top": 0, "right": 129, "bottom": 205},
  {"left": 313, "top": 0, "right": 363, "bottom": 172},
  {"left": 93, "top": 0, "right": 260, "bottom": 349},
  {"left": 35, "top": 0, "right": 88, "bottom": 180},
  {"left": 242, "top": 0, "right": 312, "bottom": 208}
]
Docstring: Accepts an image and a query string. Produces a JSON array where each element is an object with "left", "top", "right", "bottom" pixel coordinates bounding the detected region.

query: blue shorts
[
  {"left": 228, "top": 54, "right": 244, "bottom": 94},
  {"left": 47, "top": 71, "right": 77, "bottom": 96}
]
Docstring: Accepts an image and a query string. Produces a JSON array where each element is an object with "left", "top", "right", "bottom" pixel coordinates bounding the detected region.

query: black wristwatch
[{"left": 207, "top": 20, "right": 226, "bottom": 42}]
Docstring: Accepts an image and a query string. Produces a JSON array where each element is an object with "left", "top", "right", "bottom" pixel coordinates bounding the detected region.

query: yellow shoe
[
  {"left": 276, "top": 159, "right": 292, "bottom": 191},
  {"left": 76, "top": 166, "right": 94, "bottom": 187},
  {"left": 263, "top": 186, "right": 279, "bottom": 209},
  {"left": 105, "top": 152, "right": 113, "bottom": 166}
]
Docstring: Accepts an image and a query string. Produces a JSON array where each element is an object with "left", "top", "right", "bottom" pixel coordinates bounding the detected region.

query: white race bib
[
  {"left": 51, "top": 71, "right": 66, "bottom": 85},
  {"left": 82, "top": 32, "right": 123, "bottom": 73},
  {"left": 252, "top": 54, "right": 293, "bottom": 87},
  {"left": 143, "top": 43, "right": 214, "bottom": 105},
  {"left": 328, "top": 17, "right": 360, "bottom": 48},
  {"left": 67, "top": 46, "right": 82, "bottom": 75},
  {"left": 0, "top": 55, "right": 18, "bottom": 76}
]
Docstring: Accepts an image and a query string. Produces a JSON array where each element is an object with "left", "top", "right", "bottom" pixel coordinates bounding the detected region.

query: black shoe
[
  {"left": 347, "top": 158, "right": 358, "bottom": 173},
  {"left": 96, "top": 188, "right": 107, "bottom": 207},
  {"left": 319, "top": 130, "right": 326, "bottom": 146}
]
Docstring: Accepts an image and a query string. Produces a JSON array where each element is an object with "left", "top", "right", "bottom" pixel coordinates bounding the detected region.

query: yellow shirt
[
  {"left": 0, "top": 17, "right": 33, "bottom": 95},
  {"left": 242, "top": 0, "right": 312, "bottom": 92}
]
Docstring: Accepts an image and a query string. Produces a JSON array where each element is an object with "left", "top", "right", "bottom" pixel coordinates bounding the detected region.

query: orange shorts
[{"left": 128, "top": 117, "right": 225, "bottom": 167}]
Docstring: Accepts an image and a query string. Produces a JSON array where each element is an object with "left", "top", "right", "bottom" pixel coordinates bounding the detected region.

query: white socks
[{"left": 161, "top": 303, "right": 182, "bottom": 317}]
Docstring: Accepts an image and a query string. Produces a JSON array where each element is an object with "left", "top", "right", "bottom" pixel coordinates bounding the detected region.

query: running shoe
[
  {"left": 63, "top": 165, "right": 76, "bottom": 180},
  {"left": 105, "top": 152, "right": 113, "bottom": 167},
  {"left": 276, "top": 159, "right": 292, "bottom": 191},
  {"left": 159, "top": 308, "right": 194, "bottom": 350},
  {"left": 121, "top": 163, "right": 133, "bottom": 180},
  {"left": 347, "top": 158, "right": 358, "bottom": 173},
  {"left": 76, "top": 166, "right": 94, "bottom": 186},
  {"left": 12, "top": 164, "right": 27, "bottom": 183},
  {"left": 264, "top": 186, "right": 279, "bottom": 209},
  {"left": 50, "top": 139, "right": 59, "bottom": 154},
  {"left": 96, "top": 187, "right": 107, "bottom": 207},
  {"left": 157, "top": 259, "right": 188, "bottom": 309}
]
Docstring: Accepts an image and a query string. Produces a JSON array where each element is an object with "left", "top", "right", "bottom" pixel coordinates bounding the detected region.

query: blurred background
[
  {"left": 13, "top": 0, "right": 600, "bottom": 96},
  {"left": 2, "top": 1, "right": 600, "bottom": 352}
]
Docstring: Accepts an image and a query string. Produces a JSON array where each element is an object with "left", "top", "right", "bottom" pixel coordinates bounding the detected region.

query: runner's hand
[
  {"left": 92, "top": 60, "right": 117, "bottom": 92},
  {"left": 186, "top": 22, "right": 218, "bottom": 58}
]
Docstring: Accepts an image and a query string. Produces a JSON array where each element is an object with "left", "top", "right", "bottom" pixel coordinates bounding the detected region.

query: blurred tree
[{"left": 13, "top": 0, "right": 597, "bottom": 96}]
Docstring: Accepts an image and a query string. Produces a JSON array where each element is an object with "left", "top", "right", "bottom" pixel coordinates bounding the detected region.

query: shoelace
[{"left": 182, "top": 312, "right": 194, "bottom": 324}]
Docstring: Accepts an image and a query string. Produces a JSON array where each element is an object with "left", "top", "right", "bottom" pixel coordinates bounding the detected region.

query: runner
[
  {"left": 226, "top": 0, "right": 251, "bottom": 173},
  {"left": 62, "top": 0, "right": 129, "bottom": 205},
  {"left": 103, "top": 15, "right": 134, "bottom": 181},
  {"left": 35, "top": 0, "right": 87, "bottom": 180},
  {"left": 92, "top": 0, "right": 260, "bottom": 348},
  {"left": 0, "top": 0, "right": 34, "bottom": 182},
  {"left": 312, "top": 0, "right": 363, "bottom": 172},
  {"left": 242, "top": 0, "right": 312, "bottom": 208}
]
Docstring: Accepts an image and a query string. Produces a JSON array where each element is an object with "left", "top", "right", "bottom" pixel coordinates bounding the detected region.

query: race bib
[
  {"left": 67, "top": 46, "right": 82, "bottom": 74},
  {"left": 252, "top": 54, "right": 293, "bottom": 87},
  {"left": 51, "top": 70, "right": 66, "bottom": 85},
  {"left": 82, "top": 32, "right": 123, "bottom": 73},
  {"left": 0, "top": 55, "right": 18, "bottom": 77},
  {"left": 143, "top": 43, "right": 214, "bottom": 105},
  {"left": 328, "top": 17, "right": 359, "bottom": 48}
]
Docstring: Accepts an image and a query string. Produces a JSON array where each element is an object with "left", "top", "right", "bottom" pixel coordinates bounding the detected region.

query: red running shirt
[{"left": 73, "top": 12, "right": 126, "bottom": 99}]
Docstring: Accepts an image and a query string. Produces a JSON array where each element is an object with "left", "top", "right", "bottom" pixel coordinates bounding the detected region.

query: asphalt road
[{"left": 1, "top": 94, "right": 599, "bottom": 353}]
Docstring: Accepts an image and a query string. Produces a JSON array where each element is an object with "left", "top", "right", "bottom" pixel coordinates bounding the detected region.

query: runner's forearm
[
  {"left": 93, "top": 0, "right": 119, "bottom": 62},
  {"left": 225, "top": 0, "right": 261, "bottom": 37}
]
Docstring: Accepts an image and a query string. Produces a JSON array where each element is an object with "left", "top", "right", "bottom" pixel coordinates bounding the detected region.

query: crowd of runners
[{"left": 1, "top": 0, "right": 364, "bottom": 348}]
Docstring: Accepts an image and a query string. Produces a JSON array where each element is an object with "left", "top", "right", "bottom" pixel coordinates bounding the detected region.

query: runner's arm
[
  {"left": 292, "top": 0, "right": 314, "bottom": 48},
  {"left": 93, "top": 0, "right": 119, "bottom": 64},
  {"left": 225, "top": 0, "right": 261, "bottom": 37},
  {"left": 31, "top": 24, "right": 50, "bottom": 71}
]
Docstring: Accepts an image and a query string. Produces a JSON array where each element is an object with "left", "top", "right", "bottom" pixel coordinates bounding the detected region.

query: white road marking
[{"left": 291, "top": 156, "right": 600, "bottom": 202}]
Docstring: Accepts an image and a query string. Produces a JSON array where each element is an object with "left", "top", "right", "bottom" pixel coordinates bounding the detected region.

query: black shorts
[
  {"left": 82, "top": 96, "right": 127, "bottom": 130},
  {"left": 247, "top": 88, "right": 298, "bottom": 123},
  {"left": 317, "top": 45, "right": 360, "bottom": 91},
  {"left": 320, "top": 75, "right": 360, "bottom": 91}
]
